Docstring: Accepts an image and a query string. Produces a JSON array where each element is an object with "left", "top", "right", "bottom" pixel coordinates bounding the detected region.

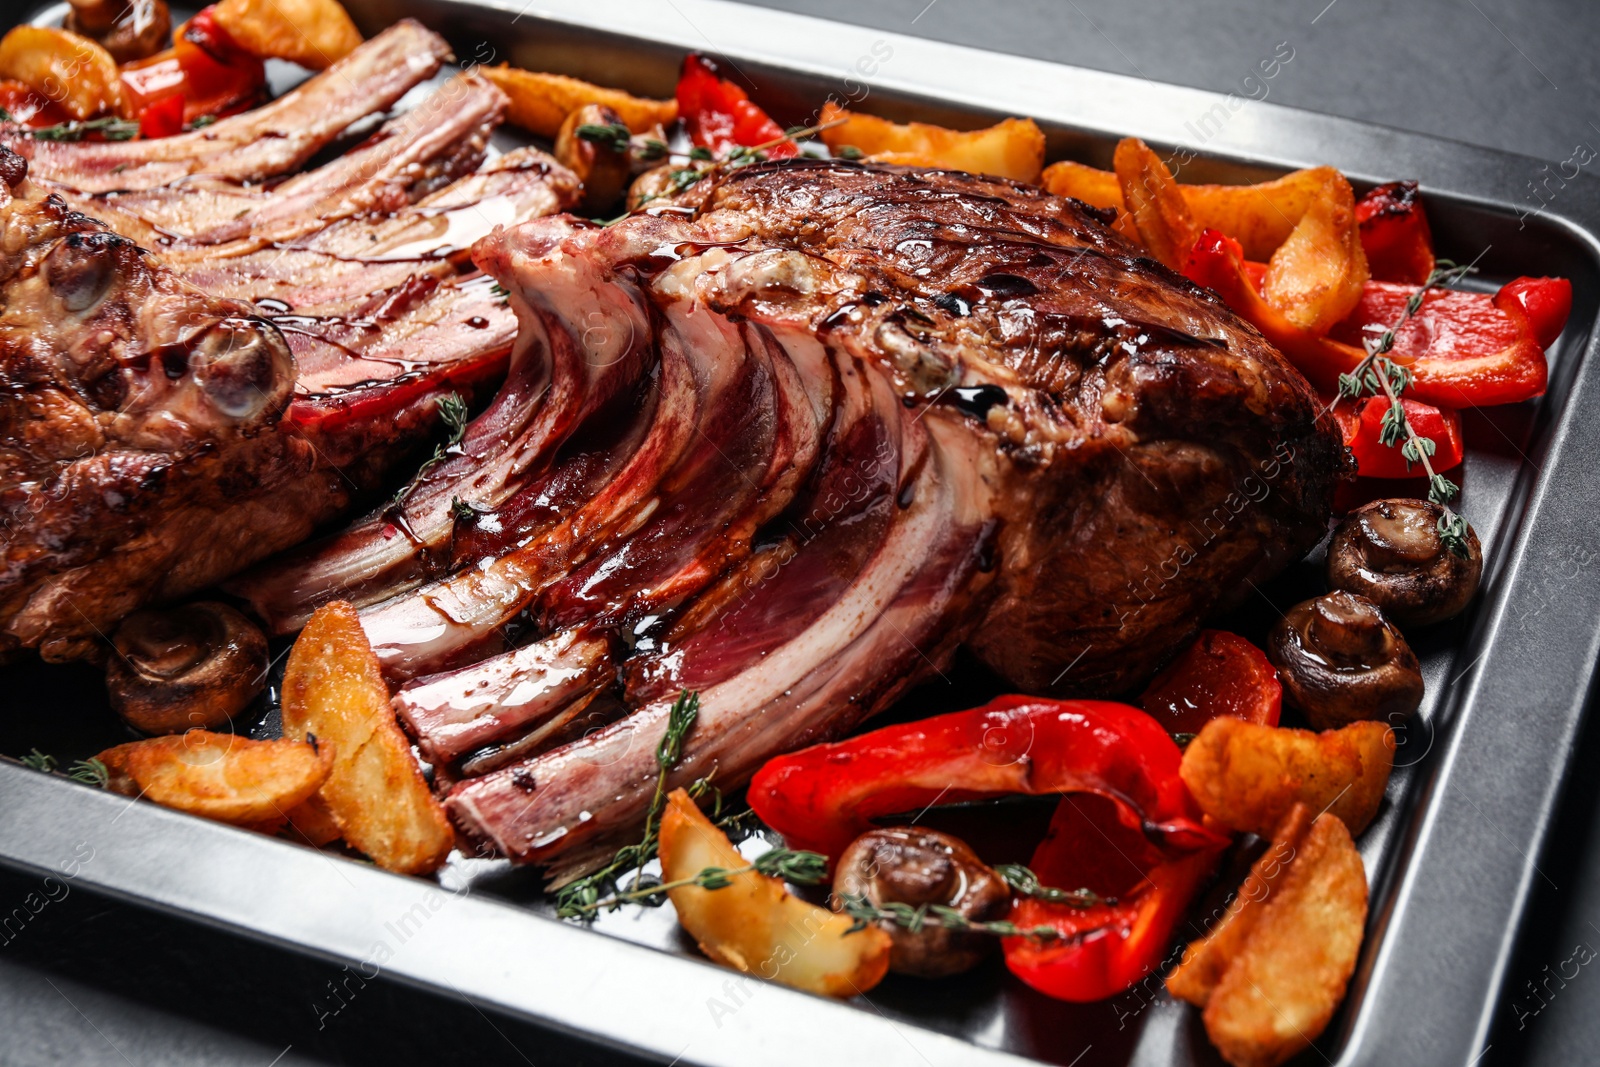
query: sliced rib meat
[
  {"left": 1, "top": 21, "right": 451, "bottom": 194},
  {"left": 0, "top": 41, "right": 583, "bottom": 659}
]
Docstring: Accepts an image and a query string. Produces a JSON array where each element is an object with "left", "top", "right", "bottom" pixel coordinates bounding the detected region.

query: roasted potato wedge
[
  {"left": 1168, "top": 804, "right": 1313, "bottom": 1007},
  {"left": 97, "top": 731, "right": 331, "bottom": 825},
  {"left": 0, "top": 25, "right": 121, "bottom": 121},
  {"left": 1180, "top": 718, "right": 1394, "bottom": 837},
  {"left": 1262, "top": 168, "right": 1369, "bottom": 333},
  {"left": 1204, "top": 813, "right": 1368, "bottom": 1067},
  {"left": 282, "top": 794, "right": 344, "bottom": 847},
  {"left": 818, "top": 102, "right": 1045, "bottom": 183},
  {"left": 480, "top": 65, "right": 677, "bottom": 139},
  {"left": 211, "top": 0, "right": 362, "bottom": 69},
  {"left": 1040, "top": 158, "right": 1124, "bottom": 211},
  {"left": 282, "top": 601, "right": 453, "bottom": 874},
  {"left": 659, "top": 788, "right": 891, "bottom": 997},
  {"left": 1113, "top": 137, "right": 1197, "bottom": 271}
]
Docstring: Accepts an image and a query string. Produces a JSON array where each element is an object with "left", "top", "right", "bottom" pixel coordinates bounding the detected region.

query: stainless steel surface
[{"left": 3, "top": 0, "right": 1599, "bottom": 1064}]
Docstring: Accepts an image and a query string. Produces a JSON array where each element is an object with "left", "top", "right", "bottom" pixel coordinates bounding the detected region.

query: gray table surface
[{"left": 3, "top": 1, "right": 1597, "bottom": 1064}]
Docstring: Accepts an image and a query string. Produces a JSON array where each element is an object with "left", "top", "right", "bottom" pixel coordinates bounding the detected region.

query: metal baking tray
[{"left": 3, "top": 1, "right": 1599, "bottom": 1064}]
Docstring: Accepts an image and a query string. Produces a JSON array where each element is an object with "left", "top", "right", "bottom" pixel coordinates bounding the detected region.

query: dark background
[{"left": 3, "top": 0, "right": 1598, "bottom": 1063}]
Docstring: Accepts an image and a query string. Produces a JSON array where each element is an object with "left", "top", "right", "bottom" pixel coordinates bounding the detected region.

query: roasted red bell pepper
[
  {"left": 137, "top": 93, "right": 186, "bottom": 140},
  {"left": 675, "top": 53, "right": 798, "bottom": 160},
  {"left": 1496, "top": 275, "right": 1572, "bottom": 351},
  {"left": 749, "top": 696, "right": 1225, "bottom": 861},
  {"left": 121, "top": 7, "right": 266, "bottom": 131},
  {"left": 1140, "top": 630, "right": 1281, "bottom": 735},
  {"left": 1186, "top": 228, "right": 1565, "bottom": 407},
  {"left": 1327, "top": 394, "right": 1464, "bottom": 480},
  {"left": 1356, "top": 180, "right": 1435, "bottom": 285},
  {"left": 0, "top": 80, "right": 70, "bottom": 129},
  {"left": 1328, "top": 278, "right": 1561, "bottom": 407},
  {"left": 749, "top": 696, "right": 1230, "bottom": 1001},
  {"left": 1005, "top": 793, "right": 1221, "bottom": 1001}
]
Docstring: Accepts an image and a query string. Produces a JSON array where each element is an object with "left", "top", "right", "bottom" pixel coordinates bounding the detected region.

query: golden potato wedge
[
  {"left": 1204, "top": 813, "right": 1368, "bottom": 1067},
  {"left": 96, "top": 731, "right": 331, "bottom": 825},
  {"left": 818, "top": 102, "right": 1045, "bottom": 184},
  {"left": 1180, "top": 718, "right": 1394, "bottom": 838},
  {"left": 0, "top": 26, "right": 121, "bottom": 121},
  {"left": 1040, "top": 158, "right": 1123, "bottom": 210},
  {"left": 211, "top": 0, "right": 363, "bottom": 69},
  {"left": 282, "top": 793, "right": 344, "bottom": 847},
  {"left": 480, "top": 65, "right": 677, "bottom": 139},
  {"left": 659, "top": 788, "right": 891, "bottom": 997},
  {"left": 1168, "top": 803, "right": 1313, "bottom": 1007},
  {"left": 1262, "top": 168, "right": 1369, "bottom": 333},
  {"left": 282, "top": 602, "right": 453, "bottom": 875},
  {"left": 1114, "top": 137, "right": 1197, "bottom": 271}
]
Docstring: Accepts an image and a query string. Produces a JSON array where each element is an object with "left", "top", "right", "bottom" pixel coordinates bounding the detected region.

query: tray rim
[{"left": 5, "top": 1, "right": 1600, "bottom": 1064}]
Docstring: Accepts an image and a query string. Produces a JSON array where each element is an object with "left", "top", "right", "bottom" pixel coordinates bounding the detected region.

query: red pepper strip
[
  {"left": 1326, "top": 393, "right": 1464, "bottom": 479},
  {"left": 675, "top": 53, "right": 798, "bottom": 160},
  {"left": 0, "top": 80, "right": 71, "bottom": 128},
  {"left": 1140, "top": 630, "right": 1282, "bottom": 734},
  {"left": 748, "top": 695, "right": 1227, "bottom": 863},
  {"left": 1356, "top": 180, "right": 1435, "bottom": 285},
  {"left": 137, "top": 93, "right": 186, "bottom": 140},
  {"left": 1004, "top": 793, "right": 1221, "bottom": 1001}
]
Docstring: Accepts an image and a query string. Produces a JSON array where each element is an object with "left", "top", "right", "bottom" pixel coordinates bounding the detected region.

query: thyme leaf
[
  {"left": 19, "top": 749, "right": 57, "bottom": 772},
  {"left": 836, "top": 892, "right": 1062, "bottom": 942},
  {"left": 555, "top": 690, "right": 701, "bottom": 920},
  {"left": 995, "top": 864, "right": 1113, "bottom": 907},
  {"left": 68, "top": 758, "right": 109, "bottom": 788},
  {"left": 575, "top": 121, "right": 631, "bottom": 153},
  {"left": 30, "top": 116, "right": 139, "bottom": 142},
  {"left": 387, "top": 393, "right": 469, "bottom": 512}
]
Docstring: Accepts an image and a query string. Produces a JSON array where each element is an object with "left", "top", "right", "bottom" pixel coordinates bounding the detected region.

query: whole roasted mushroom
[
  {"left": 106, "top": 602, "right": 269, "bottom": 734},
  {"left": 555, "top": 104, "right": 639, "bottom": 215},
  {"left": 833, "top": 828, "right": 1010, "bottom": 978},
  {"left": 1327, "top": 498, "right": 1483, "bottom": 627},
  {"left": 65, "top": 0, "right": 170, "bottom": 64},
  {"left": 1267, "top": 591, "right": 1424, "bottom": 730}
]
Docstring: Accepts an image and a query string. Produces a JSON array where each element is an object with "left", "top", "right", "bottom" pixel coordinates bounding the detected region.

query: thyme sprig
[
  {"left": 387, "top": 392, "right": 469, "bottom": 511},
  {"left": 555, "top": 690, "right": 701, "bottom": 919},
  {"left": 627, "top": 116, "right": 849, "bottom": 214},
  {"left": 559, "top": 845, "right": 829, "bottom": 917},
  {"left": 29, "top": 116, "right": 139, "bottom": 142},
  {"left": 996, "top": 864, "right": 1113, "bottom": 907},
  {"left": 1333, "top": 258, "right": 1479, "bottom": 556},
  {"left": 837, "top": 893, "right": 1063, "bottom": 942},
  {"left": 574, "top": 122, "right": 669, "bottom": 165},
  {"left": 16, "top": 750, "right": 108, "bottom": 786}
]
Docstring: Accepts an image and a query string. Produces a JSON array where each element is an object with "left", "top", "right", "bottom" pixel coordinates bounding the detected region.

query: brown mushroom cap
[
  {"left": 106, "top": 602, "right": 269, "bottom": 734},
  {"left": 1327, "top": 498, "right": 1482, "bottom": 627},
  {"left": 833, "top": 828, "right": 1010, "bottom": 978},
  {"left": 66, "top": 0, "right": 170, "bottom": 64},
  {"left": 1267, "top": 590, "right": 1424, "bottom": 730},
  {"left": 555, "top": 104, "right": 635, "bottom": 215}
]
